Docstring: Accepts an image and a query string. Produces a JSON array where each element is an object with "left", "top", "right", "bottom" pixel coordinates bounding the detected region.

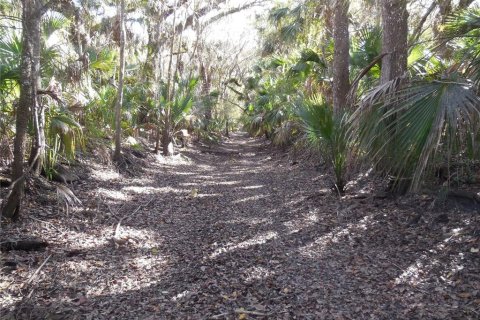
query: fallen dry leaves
[{"left": 1, "top": 132, "right": 479, "bottom": 319}]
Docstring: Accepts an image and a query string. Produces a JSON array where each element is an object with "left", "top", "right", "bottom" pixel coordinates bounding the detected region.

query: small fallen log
[{"left": 0, "top": 240, "right": 49, "bottom": 252}]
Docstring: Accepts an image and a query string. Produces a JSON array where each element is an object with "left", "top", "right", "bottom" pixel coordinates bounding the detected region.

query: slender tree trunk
[
  {"left": 162, "top": 11, "right": 177, "bottom": 157},
  {"left": 200, "top": 61, "right": 213, "bottom": 129},
  {"left": 153, "top": 19, "right": 162, "bottom": 154},
  {"left": 161, "top": 115, "right": 173, "bottom": 156},
  {"left": 28, "top": 8, "right": 44, "bottom": 175},
  {"left": 113, "top": 0, "right": 125, "bottom": 162},
  {"left": 1, "top": 0, "right": 42, "bottom": 219},
  {"left": 28, "top": 101, "right": 45, "bottom": 175},
  {"left": 332, "top": 0, "right": 350, "bottom": 113},
  {"left": 380, "top": 0, "right": 408, "bottom": 83}
]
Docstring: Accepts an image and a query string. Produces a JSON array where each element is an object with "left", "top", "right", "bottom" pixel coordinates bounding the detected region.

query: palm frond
[
  {"left": 351, "top": 78, "right": 480, "bottom": 191},
  {"left": 444, "top": 8, "right": 480, "bottom": 38},
  {"left": 269, "top": 7, "right": 290, "bottom": 24},
  {"left": 42, "top": 12, "right": 69, "bottom": 39},
  {"left": 296, "top": 95, "right": 350, "bottom": 191}
]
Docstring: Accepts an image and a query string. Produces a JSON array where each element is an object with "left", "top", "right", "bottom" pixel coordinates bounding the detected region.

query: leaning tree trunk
[
  {"left": 380, "top": 0, "right": 408, "bottom": 83},
  {"left": 332, "top": 0, "right": 350, "bottom": 114},
  {"left": 113, "top": 0, "right": 126, "bottom": 162},
  {"left": 1, "top": 0, "right": 42, "bottom": 220}
]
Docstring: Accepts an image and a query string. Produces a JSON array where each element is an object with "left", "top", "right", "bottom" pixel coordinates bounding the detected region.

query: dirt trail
[{"left": 1, "top": 133, "right": 479, "bottom": 319}]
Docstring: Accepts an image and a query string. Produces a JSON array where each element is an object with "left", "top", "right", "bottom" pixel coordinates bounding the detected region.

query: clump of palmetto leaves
[
  {"left": 347, "top": 8, "right": 480, "bottom": 193},
  {"left": 296, "top": 95, "right": 351, "bottom": 193},
  {"left": 349, "top": 75, "right": 480, "bottom": 193}
]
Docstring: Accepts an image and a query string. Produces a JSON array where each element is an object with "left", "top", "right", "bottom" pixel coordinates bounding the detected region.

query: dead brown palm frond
[{"left": 56, "top": 184, "right": 82, "bottom": 215}]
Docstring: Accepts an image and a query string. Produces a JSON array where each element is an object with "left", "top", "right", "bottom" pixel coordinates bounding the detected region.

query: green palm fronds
[
  {"left": 351, "top": 78, "right": 480, "bottom": 192},
  {"left": 444, "top": 8, "right": 480, "bottom": 38},
  {"left": 297, "top": 95, "right": 350, "bottom": 192},
  {"left": 42, "top": 12, "right": 69, "bottom": 39}
]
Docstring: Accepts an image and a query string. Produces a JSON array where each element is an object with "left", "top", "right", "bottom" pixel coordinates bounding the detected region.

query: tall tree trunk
[
  {"left": 161, "top": 115, "right": 173, "bottom": 156},
  {"left": 380, "top": 0, "right": 408, "bottom": 189},
  {"left": 28, "top": 6, "right": 44, "bottom": 175},
  {"left": 380, "top": 0, "right": 408, "bottom": 83},
  {"left": 162, "top": 11, "right": 177, "bottom": 157},
  {"left": 1, "top": 0, "right": 42, "bottom": 219},
  {"left": 28, "top": 101, "right": 45, "bottom": 175},
  {"left": 332, "top": 0, "right": 350, "bottom": 113},
  {"left": 200, "top": 61, "right": 212, "bottom": 129},
  {"left": 113, "top": 0, "right": 125, "bottom": 162},
  {"left": 153, "top": 19, "right": 162, "bottom": 154}
]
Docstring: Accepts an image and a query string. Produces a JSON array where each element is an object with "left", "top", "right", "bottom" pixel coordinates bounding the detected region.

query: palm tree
[
  {"left": 2, "top": 0, "right": 43, "bottom": 220},
  {"left": 350, "top": 7, "right": 480, "bottom": 192}
]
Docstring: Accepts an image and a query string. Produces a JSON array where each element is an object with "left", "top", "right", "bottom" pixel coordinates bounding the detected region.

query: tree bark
[
  {"left": 200, "top": 61, "right": 213, "bottom": 129},
  {"left": 380, "top": 0, "right": 408, "bottom": 83},
  {"left": 113, "top": 0, "right": 126, "bottom": 162},
  {"left": 1, "top": 0, "right": 42, "bottom": 220},
  {"left": 28, "top": 101, "right": 45, "bottom": 175},
  {"left": 332, "top": 0, "right": 350, "bottom": 113}
]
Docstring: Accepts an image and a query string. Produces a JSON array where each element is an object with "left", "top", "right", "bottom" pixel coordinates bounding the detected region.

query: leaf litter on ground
[{"left": 0, "top": 132, "right": 479, "bottom": 319}]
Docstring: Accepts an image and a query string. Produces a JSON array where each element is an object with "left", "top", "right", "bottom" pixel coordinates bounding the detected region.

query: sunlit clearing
[
  {"left": 244, "top": 266, "right": 273, "bottom": 283},
  {"left": 299, "top": 215, "right": 375, "bottom": 258},
  {"left": 97, "top": 188, "right": 130, "bottom": 201},
  {"left": 232, "top": 194, "right": 269, "bottom": 204},
  {"left": 209, "top": 231, "right": 278, "bottom": 259}
]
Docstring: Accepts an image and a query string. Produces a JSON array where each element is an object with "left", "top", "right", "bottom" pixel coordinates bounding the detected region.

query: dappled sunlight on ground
[
  {"left": 238, "top": 185, "right": 264, "bottom": 190},
  {"left": 243, "top": 266, "right": 274, "bottom": 283},
  {"left": 155, "top": 153, "right": 193, "bottom": 165},
  {"left": 97, "top": 188, "right": 132, "bottom": 201},
  {"left": 180, "top": 180, "right": 240, "bottom": 187},
  {"left": 283, "top": 210, "right": 319, "bottom": 234},
  {"left": 298, "top": 214, "right": 375, "bottom": 258},
  {"left": 123, "top": 185, "right": 186, "bottom": 195},
  {"left": 394, "top": 227, "right": 468, "bottom": 287},
  {"left": 2, "top": 133, "right": 479, "bottom": 319},
  {"left": 221, "top": 217, "right": 273, "bottom": 226},
  {"left": 91, "top": 169, "right": 121, "bottom": 181},
  {"left": 232, "top": 194, "right": 269, "bottom": 204},
  {"left": 208, "top": 231, "right": 278, "bottom": 259}
]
